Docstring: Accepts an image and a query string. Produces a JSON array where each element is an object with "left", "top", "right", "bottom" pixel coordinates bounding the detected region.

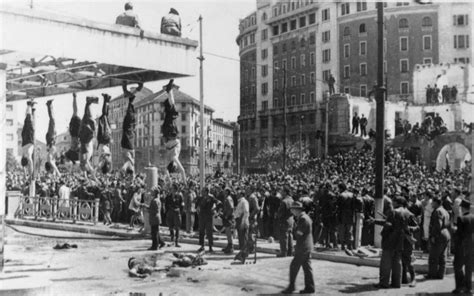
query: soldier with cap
[
  {"left": 281, "top": 201, "right": 315, "bottom": 294},
  {"left": 426, "top": 196, "right": 451, "bottom": 279},
  {"left": 165, "top": 183, "right": 184, "bottom": 247},
  {"left": 452, "top": 199, "right": 473, "bottom": 294},
  {"left": 197, "top": 186, "right": 220, "bottom": 252},
  {"left": 222, "top": 187, "right": 235, "bottom": 254},
  {"left": 277, "top": 185, "right": 294, "bottom": 257}
]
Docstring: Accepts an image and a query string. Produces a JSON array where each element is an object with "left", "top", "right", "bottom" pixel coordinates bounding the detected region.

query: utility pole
[
  {"left": 374, "top": 2, "right": 386, "bottom": 248},
  {"left": 198, "top": 16, "right": 205, "bottom": 191},
  {"left": 325, "top": 98, "right": 328, "bottom": 157},
  {"left": 282, "top": 68, "right": 287, "bottom": 171}
]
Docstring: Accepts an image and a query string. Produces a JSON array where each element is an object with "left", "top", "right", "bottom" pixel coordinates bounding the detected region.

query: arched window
[
  {"left": 359, "top": 23, "right": 366, "bottom": 34},
  {"left": 399, "top": 18, "right": 409, "bottom": 28},
  {"left": 422, "top": 16, "right": 432, "bottom": 27},
  {"left": 262, "top": 12, "right": 267, "bottom": 21},
  {"left": 344, "top": 26, "right": 351, "bottom": 36}
]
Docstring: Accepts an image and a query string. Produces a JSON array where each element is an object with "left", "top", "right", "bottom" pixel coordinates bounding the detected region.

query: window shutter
[
  {"left": 467, "top": 35, "right": 470, "bottom": 48},
  {"left": 453, "top": 15, "right": 457, "bottom": 26},
  {"left": 466, "top": 15, "right": 469, "bottom": 25},
  {"left": 454, "top": 35, "right": 457, "bottom": 48}
]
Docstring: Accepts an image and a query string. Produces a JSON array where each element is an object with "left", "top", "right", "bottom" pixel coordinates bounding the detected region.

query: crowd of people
[{"left": 7, "top": 143, "right": 473, "bottom": 291}]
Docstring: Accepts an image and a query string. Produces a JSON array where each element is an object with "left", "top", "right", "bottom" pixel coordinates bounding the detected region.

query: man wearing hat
[
  {"left": 281, "top": 201, "right": 315, "bottom": 294},
  {"left": 452, "top": 199, "right": 473, "bottom": 294},
  {"left": 277, "top": 186, "right": 295, "bottom": 257},
  {"left": 426, "top": 196, "right": 451, "bottom": 279}
]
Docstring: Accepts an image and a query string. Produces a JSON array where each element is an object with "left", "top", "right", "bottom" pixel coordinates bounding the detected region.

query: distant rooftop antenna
[{"left": 30, "top": 0, "right": 33, "bottom": 9}]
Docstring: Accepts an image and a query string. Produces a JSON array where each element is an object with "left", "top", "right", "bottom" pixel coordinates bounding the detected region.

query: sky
[{"left": 3, "top": 0, "right": 256, "bottom": 139}]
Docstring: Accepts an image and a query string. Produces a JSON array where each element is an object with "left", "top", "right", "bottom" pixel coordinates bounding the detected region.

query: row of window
[
  {"left": 272, "top": 53, "right": 315, "bottom": 71},
  {"left": 272, "top": 0, "right": 315, "bottom": 18},
  {"left": 273, "top": 35, "right": 315, "bottom": 55},
  {"left": 343, "top": 17, "right": 432, "bottom": 37},
  {"left": 343, "top": 82, "right": 410, "bottom": 97},
  {"left": 343, "top": 58, "right": 415, "bottom": 79},
  {"left": 272, "top": 13, "right": 316, "bottom": 36}
]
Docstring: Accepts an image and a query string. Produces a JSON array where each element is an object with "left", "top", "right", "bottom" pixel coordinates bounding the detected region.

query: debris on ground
[
  {"left": 53, "top": 243, "right": 78, "bottom": 250},
  {"left": 186, "top": 277, "right": 199, "bottom": 283},
  {"left": 350, "top": 247, "right": 380, "bottom": 258},
  {"left": 241, "top": 287, "right": 253, "bottom": 292}
]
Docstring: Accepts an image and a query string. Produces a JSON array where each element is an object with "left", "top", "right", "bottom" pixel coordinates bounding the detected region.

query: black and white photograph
[{"left": 0, "top": 0, "right": 473, "bottom": 295}]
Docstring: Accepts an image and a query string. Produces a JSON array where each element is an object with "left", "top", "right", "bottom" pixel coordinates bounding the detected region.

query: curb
[
  {"left": 5, "top": 219, "right": 452, "bottom": 274},
  {"left": 5, "top": 218, "right": 144, "bottom": 239}
]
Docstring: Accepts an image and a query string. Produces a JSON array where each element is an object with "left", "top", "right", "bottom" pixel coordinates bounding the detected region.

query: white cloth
[
  {"left": 58, "top": 184, "right": 71, "bottom": 207},
  {"left": 234, "top": 197, "right": 249, "bottom": 226},
  {"left": 422, "top": 199, "right": 433, "bottom": 240}
]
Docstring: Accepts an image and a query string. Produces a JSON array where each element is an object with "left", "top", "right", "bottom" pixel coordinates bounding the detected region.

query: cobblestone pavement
[{"left": 2, "top": 226, "right": 460, "bottom": 296}]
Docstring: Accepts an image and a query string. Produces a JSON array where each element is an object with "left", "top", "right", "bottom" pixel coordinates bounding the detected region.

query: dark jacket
[
  {"left": 378, "top": 207, "right": 414, "bottom": 251},
  {"left": 149, "top": 197, "right": 161, "bottom": 226},
  {"left": 429, "top": 206, "right": 451, "bottom": 242},
  {"left": 22, "top": 113, "right": 35, "bottom": 146},
  {"left": 455, "top": 213, "right": 473, "bottom": 255},
  {"left": 294, "top": 212, "right": 314, "bottom": 255},
  {"left": 277, "top": 196, "right": 294, "bottom": 229},
  {"left": 338, "top": 190, "right": 355, "bottom": 224},
  {"left": 197, "top": 193, "right": 219, "bottom": 218}
]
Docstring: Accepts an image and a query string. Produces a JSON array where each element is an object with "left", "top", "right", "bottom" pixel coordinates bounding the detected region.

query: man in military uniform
[
  {"left": 277, "top": 186, "right": 294, "bottom": 257},
  {"left": 197, "top": 186, "right": 219, "bottom": 252},
  {"left": 400, "top": 196, "right": 419, "bottom": 287},
  {"left": 148, "top": 186, "right": 165, "bottom": 250},
  {"left": 222, "top": 187, "right": 235, "bottom": 254},
  {"left": 281, "top": 201, "right": 315, "bottom": 294},
  {"left": 426, "top": 197, "right": 451, "bottom": 279},
  {"left": 372, "top": 196, "right": 413, "bottom": 289},
  {"left": 165, "top": 183, "right": 184, "bottom": 247},
  {"left": 452, "top": 199, "right": 473, "bottom": 294},
  {"left": 248, "top": 193, "right": 260, "bottom": 254},
  {"left": 337, "top": 183, "right": 355, "bottom": 251}
]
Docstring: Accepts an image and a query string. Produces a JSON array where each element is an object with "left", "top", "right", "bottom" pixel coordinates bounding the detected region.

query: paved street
[{"left": 1, "top": 226, "right": 459, "bottom": 296}]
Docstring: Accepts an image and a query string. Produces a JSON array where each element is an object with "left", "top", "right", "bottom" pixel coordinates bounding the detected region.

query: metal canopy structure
[{"left": 0, "top": 6, "right": 199, "bottom": 102}]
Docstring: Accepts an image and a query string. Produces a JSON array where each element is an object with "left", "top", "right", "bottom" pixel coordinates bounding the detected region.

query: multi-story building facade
[
  {"left": 237, "top": 0, "right": 473, "bottom": 171},
  {"left": 133, "top": 84, "right": 234, "bottom": 176}
]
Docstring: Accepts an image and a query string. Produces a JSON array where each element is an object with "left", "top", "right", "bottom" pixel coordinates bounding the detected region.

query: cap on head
[{"left": 169, "top": 8, "right": 179, "bottom": 15}]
